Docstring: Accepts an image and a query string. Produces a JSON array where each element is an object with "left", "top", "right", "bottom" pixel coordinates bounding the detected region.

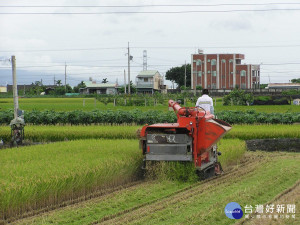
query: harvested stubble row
[
  {"left": 0, "top": 124, "right": 299, "bottom": 143},
  {"left": 0, "top": 139, "right": 142, "bottom": 222}
]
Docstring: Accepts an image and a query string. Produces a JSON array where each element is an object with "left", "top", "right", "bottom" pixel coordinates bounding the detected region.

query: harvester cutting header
[{"left": 140, "top": 100, "right": 232, "bottom": 178}]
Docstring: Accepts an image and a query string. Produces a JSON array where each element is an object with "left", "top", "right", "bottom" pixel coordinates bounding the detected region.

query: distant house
[
  {"left": 266, "top": 83, "right": 300, "bottom": 89},
  {"left": 80, "top": 81, "right": 118, "bottom": 95},
  {"left": 136, "top": 70, "right": 164, "bottom": 94},
  {"left": 0, "top": 86, "right": 7, "bottom": 93}
]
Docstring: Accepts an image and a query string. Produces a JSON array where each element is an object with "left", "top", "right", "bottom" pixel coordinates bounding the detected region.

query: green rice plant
[
  {"left": 0, "top": 139, "right": 142, "bottom": 221},
  {"left": 145, "top": 161, "right": 199, "bottom": 183},
  {"left": 225, "top": 124, "right": 300, "bottom": 140},
  {"left": 218, "top": 139, "right": 246, "bottom": 167},
  {"left": 1, "top": 124, "right": 299, "bottom": 144},
  {"left": 0, "top": 125, "right": 140, "bottom": 142},
  {"left": 1, "top": 97, "right": 300, "bottom": 113},
  {"left": 14, "top": 151, "right": 300, "bottom": 225}
]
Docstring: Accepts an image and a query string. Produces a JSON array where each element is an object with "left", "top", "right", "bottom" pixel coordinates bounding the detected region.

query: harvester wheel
[{"left": 197, "top": 166, "right": 215, "bottom": 180}]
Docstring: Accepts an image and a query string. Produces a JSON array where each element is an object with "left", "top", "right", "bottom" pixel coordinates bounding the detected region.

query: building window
[
  {"left": 196, "top": 59, "right": 201, "bottom": 66},
  {"left": 207, "top": 59, "right": 211, "bottom": 62},
  {"left": 144, "top": 78, "right": 148, "bottom": 82},
  {"left": 208, "top": 70, "right": 211, "bottom": 74},
  {"left": 212, "top": 71, "right": 217, "bottom": 76},
  {"left": 241, "top": 70, "right": 246, "bottom": 77},
  {"left": 241, "top": 83, "right": 246, "bottom": 89},
  {"left": 211, "top": 59, "right": 217, "bottom": 65},
  {"left": 198, "top": 71, "right": 202, "bottom": 77},
  {"left": 222, "top": 59, "right": 226, "bottom": 63}
]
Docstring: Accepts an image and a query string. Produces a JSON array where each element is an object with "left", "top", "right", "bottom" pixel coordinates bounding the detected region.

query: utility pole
[
  {"left": 65, "top": 62, "right": 67, "bottom": 92},
  {"left": 184, "top": 60, "right": 187, "bottom": 88},
  {"left": 194, "top": 60, "right": 198, "bottom": 96},
  {"left": 54, "top": 75, "right": 56, "bottom": 86},
  {"left": 11, "top": 55, "right": 18, "bottom": 119},
  {"left": 10, "top": 55, "right": 25, "bottom": 146},
  {"left": 124, "top": 69, "right": 127, "bottom": 94},
  {"left": 143, "top": 50, "right": 147, "bottom": 71},
  {"left": 127, "top": 42, "right": 131, "bottom": 94}
]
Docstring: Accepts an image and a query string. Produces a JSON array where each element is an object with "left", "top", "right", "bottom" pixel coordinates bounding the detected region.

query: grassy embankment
[{"left": 1, "top": 124, "right": 300, "bottom": 143}]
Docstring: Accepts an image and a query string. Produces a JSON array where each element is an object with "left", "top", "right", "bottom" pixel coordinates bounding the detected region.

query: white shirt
[{"left": 195, "top": 94, "right": 214, "bottom": 114}]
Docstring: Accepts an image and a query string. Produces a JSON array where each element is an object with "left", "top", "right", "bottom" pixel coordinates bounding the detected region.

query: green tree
[
  {"left": 260, "top": 84, "right": 268, "bottom": 89},
  {"left": 56, "top": 80, "right": 62, "bottom": 86},
  {"left": 291, "top": 78, "right": 300, "bottom": 83},
  {"left": 118, "top": 81, "right": 136, "bottom": 94},
  {"left": 73, "top": 81, "right": 86, "bottom": 93},
  {"left": 223, "top": 89, "right": 254, "bottom": 106},
  {"left": 49, "top": 84, "right": 73, "bottom": 95},
  {"left": 166, "top": 64, "right": 191, "bottom": 88},
  {"left": 28, "top": 81, "right": 45, "bottom": 95}
]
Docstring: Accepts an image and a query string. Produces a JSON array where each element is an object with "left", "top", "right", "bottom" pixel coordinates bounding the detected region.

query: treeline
[{"left": 0, "top": 109, "right": 299, "bottom": 125}]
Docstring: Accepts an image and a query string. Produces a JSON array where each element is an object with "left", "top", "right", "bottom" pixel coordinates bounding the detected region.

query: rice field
[
  {"left": 0, "top": 138, "right": 245, "bottom": 222},
  {"left": 0, "top": 139, "right": 142, "bottom": 221},
  {"left": 0, "top": 110, "right": 299, "bottom": 224},
  {"left": 14, "top": 151, "right": 300, "bottom": 225},
  {"left": 1, "top": 124, "right": 299, "bottom": 143},
  {"left": 0, "top": 97, "right": 299, "bottom": 113}
]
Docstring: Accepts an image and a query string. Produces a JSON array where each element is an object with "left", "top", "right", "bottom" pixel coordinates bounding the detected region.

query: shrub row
[{"left": 0, "top": 109, "right": 299, "bottom": 125}]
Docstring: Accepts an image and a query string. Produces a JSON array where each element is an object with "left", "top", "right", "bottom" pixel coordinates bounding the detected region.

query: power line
[
  {"left": 0, "top": 47, "right": 125, "bottom": 53},
  {"left": 1, "top": 8, "right": 300, "bottom": 15},
  {"left": 2, "top": 44, "right": 300, "bottom": 53},
  {"left": 1, "top": 3, "right": 300, "bottom": 8}
]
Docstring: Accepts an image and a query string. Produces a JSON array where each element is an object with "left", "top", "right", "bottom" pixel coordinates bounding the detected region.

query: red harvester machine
[{"left": 140, "top": 100, "right": 232, "bottom": 177}]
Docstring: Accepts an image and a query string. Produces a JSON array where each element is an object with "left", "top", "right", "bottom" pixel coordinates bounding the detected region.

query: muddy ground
[{"left": 246, "top": 138, "right": 300, "bottom": 152}]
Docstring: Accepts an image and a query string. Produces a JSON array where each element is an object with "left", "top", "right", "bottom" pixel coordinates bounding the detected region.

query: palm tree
[{"left": 56, "top": 80, "right": 62, "bottom": 86}]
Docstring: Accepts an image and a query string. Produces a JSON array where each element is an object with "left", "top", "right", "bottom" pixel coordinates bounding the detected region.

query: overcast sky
[{"left": 1, "top": 0, "right": 300, "bottom": 87}]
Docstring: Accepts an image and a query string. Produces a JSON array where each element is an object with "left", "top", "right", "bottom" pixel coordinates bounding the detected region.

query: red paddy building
[{"left": 191, "top": 50, "right": 260, "bottom": 90}]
